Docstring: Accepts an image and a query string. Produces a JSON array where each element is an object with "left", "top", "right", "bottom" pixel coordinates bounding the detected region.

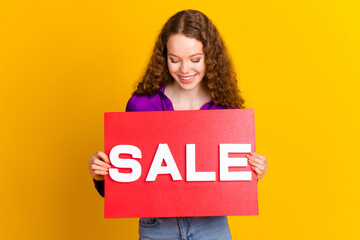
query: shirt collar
[{"left": 158, "top": 85, "right": 215, "bottom": 110}]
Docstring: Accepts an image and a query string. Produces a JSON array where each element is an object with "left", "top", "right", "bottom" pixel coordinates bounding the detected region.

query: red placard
[{"left": 104, "top": 109, "right": 258, "bottom": 218}]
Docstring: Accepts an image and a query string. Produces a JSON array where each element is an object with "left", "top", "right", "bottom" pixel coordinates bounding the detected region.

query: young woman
[{"left": 89, "top": 9, "right": 268, "bottom": 240}]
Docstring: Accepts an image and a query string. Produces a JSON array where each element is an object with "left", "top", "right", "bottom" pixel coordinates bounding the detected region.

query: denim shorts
[{"left": 138, "top": 216, "right": 232, "bottom": 240}]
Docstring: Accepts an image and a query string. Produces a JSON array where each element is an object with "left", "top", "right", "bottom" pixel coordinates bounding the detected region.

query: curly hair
[{"left": 135, "top": 10, "right": 245, "bottom": 108}]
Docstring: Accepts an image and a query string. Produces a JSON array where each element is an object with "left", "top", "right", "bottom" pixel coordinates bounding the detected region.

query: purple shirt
[
  {"left": 94, "top": 86, "right": 227, "bottom": 197},
  {"left": 125, "top": 85, "right": 227, "bottom": 112}
]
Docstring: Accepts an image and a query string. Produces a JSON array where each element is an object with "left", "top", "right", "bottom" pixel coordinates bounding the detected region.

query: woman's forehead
[{"left": 167, "top": 34, "right": 203, "bottom": 57}]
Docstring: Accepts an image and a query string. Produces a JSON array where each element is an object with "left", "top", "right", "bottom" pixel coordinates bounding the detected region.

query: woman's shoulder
[{"left": 125, "top": 91, "right": 164, "bottom": 112}]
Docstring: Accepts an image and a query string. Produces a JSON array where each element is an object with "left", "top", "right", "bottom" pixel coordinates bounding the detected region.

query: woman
[{"left": 89, "top": 9, "right": 268, "bottom": 240}]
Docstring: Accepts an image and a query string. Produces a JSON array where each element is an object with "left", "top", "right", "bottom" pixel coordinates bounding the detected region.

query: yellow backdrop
[{"left": 1, "top": 0, "right": 359, "bottom": 239}]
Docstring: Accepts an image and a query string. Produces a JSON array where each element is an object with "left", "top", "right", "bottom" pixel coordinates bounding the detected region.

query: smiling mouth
[{"left": 179, "top": 74, "right": 196, "bottom": 82}]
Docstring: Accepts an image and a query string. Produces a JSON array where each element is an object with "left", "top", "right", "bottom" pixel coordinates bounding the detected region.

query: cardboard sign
[{"left": 104, "top": 109, "right": 258, "bottom": 218}]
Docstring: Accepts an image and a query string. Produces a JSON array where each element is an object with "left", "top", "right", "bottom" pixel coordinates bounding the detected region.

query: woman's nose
[{"left": 180, "top": 62, "right": 189, "bottom": 73}]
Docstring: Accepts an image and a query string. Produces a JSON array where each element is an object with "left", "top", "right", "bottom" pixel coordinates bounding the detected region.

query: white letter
[
  {"left": 219, "top": 144, "right": 252, "bottom": 181},
  {"left": 186, "top": 144, "right": 216, "bottom": 181},
  {"left": 146, "top": 144, "right": 182, "bottom": 181},
  {"left": 109, "top": 145, "right": 142, "bottom": 182}
]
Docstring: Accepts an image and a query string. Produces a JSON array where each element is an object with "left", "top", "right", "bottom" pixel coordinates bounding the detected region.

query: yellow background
[{"left": 1, "top": 0, "right": 359, "bottom": 239}]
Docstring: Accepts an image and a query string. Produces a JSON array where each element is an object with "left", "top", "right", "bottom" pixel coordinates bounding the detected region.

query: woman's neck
[{"left": 164, "top": 82, "right": 212, "bottom": 110}]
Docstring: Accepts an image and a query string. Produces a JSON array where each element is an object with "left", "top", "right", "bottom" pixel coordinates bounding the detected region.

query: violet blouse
[{"left": 93, "top": 85, "right": 227, "bottom": 197}]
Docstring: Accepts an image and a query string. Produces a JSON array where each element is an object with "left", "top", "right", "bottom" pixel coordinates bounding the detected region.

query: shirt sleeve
[
  {"left": 93, "top": 179, "right": 104, "bottom": 197},
  {"left": 125, "top": 94, "right": 138, "bottom": 112},
  {"left": 92, "top": 95, "right": 138, "bottom": 198}
]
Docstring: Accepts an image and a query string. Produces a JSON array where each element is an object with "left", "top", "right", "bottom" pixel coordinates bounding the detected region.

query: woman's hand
[
  {"left": 88, "top": 151, "right": 111, "bottom": 181},
  {"left": 247, "top": 152, "right": 268, "bottom": 179}
]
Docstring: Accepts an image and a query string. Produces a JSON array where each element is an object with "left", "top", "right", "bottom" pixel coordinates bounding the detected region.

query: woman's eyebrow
[{"left": 168, "top": 53, "right": 203, "bottom": 57}]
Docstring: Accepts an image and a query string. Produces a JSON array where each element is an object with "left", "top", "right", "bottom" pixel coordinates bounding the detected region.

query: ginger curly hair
[{"left": 135, "top": 10, "right": 245, "bottom": 108}]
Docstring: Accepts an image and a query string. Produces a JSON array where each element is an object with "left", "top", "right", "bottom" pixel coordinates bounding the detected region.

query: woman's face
[{"left": 166, "top": 34, "right": 206, "bottom": 91}]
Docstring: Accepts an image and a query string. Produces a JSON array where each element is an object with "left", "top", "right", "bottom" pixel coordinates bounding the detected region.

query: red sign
[{"left": 104, "top": 109, "right": 258, "bottom": 218}]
